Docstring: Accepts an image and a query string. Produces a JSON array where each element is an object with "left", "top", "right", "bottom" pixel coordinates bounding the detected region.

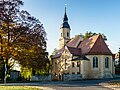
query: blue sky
[{"left": 22, "top": 0, "right": 120, "bottom": 55}]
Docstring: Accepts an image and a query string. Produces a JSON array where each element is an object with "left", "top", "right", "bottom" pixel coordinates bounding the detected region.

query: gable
[
  {"left": 61, "top": 46, "right": 72, "bottom": 59},
  {"left": 78, "top": 35, "right": 112, "bottom": 55},
  {"left": 88, "top": 35, "right": 112, "bottom": 55}
]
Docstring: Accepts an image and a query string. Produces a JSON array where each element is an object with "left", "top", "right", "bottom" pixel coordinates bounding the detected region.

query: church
[{"left": 51, "top": 8, "right": 115, "bottom": 81}]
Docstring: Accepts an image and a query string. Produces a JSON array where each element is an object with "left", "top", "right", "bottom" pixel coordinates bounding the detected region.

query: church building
[{"left": 51, "top": 7, "right": 115, "bottom": 81}]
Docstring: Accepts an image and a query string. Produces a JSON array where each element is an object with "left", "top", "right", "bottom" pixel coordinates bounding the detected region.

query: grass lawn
[{"left": 0, "top": 86, "right": 42, "bottom": 90}]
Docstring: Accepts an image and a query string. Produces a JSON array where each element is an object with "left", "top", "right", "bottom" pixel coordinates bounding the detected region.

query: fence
[
  {"left": 10, "top": 71, "right": 20, "bottom": 81},
  {"left": 63, "top": 74, "right": 82, "bottom": 81},
  {"left": 31, "top": 74, "right": 52, "bottom": 81}
]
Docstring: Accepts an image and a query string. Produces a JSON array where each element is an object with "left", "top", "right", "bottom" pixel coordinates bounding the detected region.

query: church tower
[{"left": 59, "top": 7, "right": 71, "bottom": 49}]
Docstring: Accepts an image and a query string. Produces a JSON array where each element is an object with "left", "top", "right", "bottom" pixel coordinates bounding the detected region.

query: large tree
[
  {"left": 79, "top": 31, "right": 107, "bottom": 40},
  {"left": 0, "top": 0, "right": 49, "bottom": 80}
]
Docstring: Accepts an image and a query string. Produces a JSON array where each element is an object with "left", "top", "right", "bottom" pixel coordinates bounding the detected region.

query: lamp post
[{"left": 4, "top": 61, "right": 7, "bottom": 84}]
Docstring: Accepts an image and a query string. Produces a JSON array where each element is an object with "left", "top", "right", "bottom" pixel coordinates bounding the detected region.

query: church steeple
[
  {"left": 60, "top": 7, "right": 70, "bottom": 29},
  {"left": 63, "top": 7, "right": 68, "bottom": 22},
  {"left": 59, "top": 6, "right": 71, "bottom": 49}
]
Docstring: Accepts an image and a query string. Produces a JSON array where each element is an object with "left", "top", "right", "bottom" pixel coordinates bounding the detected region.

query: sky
[{"left": 22, "top": 0, "right": 120, "bottom": 55}]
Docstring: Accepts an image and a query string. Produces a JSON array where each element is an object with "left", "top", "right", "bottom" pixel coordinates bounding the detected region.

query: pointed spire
[
  {"left": 60, "top": 5, "right": 70, "bottom": 29},
  {"left": 63, "top": 6, "right": 68, "bottom": 22}
]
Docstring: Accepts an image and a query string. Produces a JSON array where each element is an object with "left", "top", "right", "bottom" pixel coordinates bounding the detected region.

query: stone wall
[
  {"left": 86, "top": 55, "right": 114, "bottom": 79},
  {"left": 10, "top": 71, "right": 20, "bottom": 80},
  {"left": 31, "top": 74, "right": 52, "bottom": 81},
  {"left": 63, "top": 74, "right": 82, "bottom": 81}
]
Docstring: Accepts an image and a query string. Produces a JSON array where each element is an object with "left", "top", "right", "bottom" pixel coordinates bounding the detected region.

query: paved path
[
  {"left": 49, "top": 86, "right": 111, "bottom": 90},
  {"left": 0, "top": 84, "right": 111, "bottom": 90},
  {"left": 0, "top": 79, "right": 120, "bottom": 90}
]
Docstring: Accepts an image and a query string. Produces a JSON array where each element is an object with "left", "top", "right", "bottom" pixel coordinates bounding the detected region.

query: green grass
[{"left": 0, "top": 86, "right": 42, "bottom": 90}]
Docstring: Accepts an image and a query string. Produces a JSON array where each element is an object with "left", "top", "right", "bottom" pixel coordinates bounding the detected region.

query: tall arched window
[
  {"left": 105, "top": 57, "right": 109, "bottom": 68},
  {"left": 93, "top": 57, "right": 98, "bottom": 68}
]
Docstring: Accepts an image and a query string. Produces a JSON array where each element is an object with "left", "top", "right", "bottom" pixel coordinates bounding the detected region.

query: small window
[
  {"left": 55, "top": 62, "right": 57, "bottom": 70},
  {"left": 93, "top": 57, "right": 98, "bottom": 68},
  {"left": 105, "top": 57, "right": 109, "bottom": 68},
  {"left": 66, "top": 72, "right": 69, "bottom": 74},
  {"left": 67, "top": 32, "right": 69, "bottom": 37},
  {"left": 65, "top": 59, "right": 67, "bottom": 69},
  {"left": 72, "top": 72, "right": 75, "bottom": 74},
  {"left": 61, "top": 33, "right": 62, "bottom": 37},
  {"left": 77, "top": 72, "right": 80, "bottom": 74},
  {"left": 72, "top": 62, "right": 74, "bottom": 67},
  {"left": 77, "top": 62, "right": 79, "bottom": 67}
]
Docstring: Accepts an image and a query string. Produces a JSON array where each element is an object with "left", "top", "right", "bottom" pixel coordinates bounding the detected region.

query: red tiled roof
[
  {"left": 67, "top": 36, "right": 81, "bottom": 48},
  {"left": 52, "top": 34, "right": 112, "bottom": 59},
  {"left": 67, "top": 47, "right": 81, "bottom": 56},
  {"left": 88, "top": 35, "right": 112, "bottom": 55},
  {"left": 78, "top": 35, "right": 112, "bottom": 55},
  {"left": 52, "top": 47, "right": 65, "bottom": 59},
  {"left": 78, "top": 35, "right": 99, "bottom": 54}
]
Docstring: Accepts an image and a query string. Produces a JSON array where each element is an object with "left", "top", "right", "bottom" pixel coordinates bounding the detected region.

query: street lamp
[{"left": 4, "top": 60, "right": 7, "bottom": 84}]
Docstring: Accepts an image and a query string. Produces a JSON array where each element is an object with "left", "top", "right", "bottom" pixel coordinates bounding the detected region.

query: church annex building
[{"left": 51, "top": 8, "right": 115, "bottom": 81}]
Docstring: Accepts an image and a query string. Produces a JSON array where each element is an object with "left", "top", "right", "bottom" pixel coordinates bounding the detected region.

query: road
[
  {"left": 35, "top": 79, "right": 113, "bottom": 90},
  {"left": 0, "top": 78, "right": 120, "bottom": 90}
]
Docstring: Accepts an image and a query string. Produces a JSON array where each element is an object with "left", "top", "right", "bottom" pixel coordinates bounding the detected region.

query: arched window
[
  {"left": 105, "top": 57, "right": 109, "bottom": 68},
  {"left": 93, "top": 57, "right": 98, "bottom": 68}
]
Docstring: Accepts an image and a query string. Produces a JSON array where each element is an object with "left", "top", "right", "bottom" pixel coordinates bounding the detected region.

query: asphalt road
[
  {"left": 0, "top": 78, "right": 120, "bottom": 90},
  {"left": 35, "top": 79, "right": 113, "bottom": 90}
]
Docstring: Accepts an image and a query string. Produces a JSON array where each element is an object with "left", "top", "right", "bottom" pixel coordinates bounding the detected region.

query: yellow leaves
[
  {"left": 0, "top": 29, "right": 6, "bottom": 37},
  {"left": 20, "top": 67, "right": 32, "bottom": 80},
  {"left": 13, "top": 51, "right": 17, "bottom": 56}
]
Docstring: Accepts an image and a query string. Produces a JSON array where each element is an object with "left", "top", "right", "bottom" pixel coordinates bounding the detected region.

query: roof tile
[{"left": 52, "top": 34, "right": 112, "bottom": 59}]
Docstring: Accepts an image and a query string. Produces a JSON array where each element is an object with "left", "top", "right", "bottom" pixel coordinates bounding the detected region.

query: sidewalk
[
  {"left": 99, "top": 81, "right": 120, "bottom": 90},
  {"left": 104, "top": 85, "right": 120, "bottom": 90}
]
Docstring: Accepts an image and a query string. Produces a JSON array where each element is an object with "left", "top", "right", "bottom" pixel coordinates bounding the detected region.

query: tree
[
  {"left": 52, "top": 48, "right": 58, "bottom": 55},
  {"left": 0, "top": 0, "right": 49, "bottom": 81},
  {"left": 0, "top": 56, "right": 5, "bottom": 80},
  {"left": 80, "top": 31, "right": 107, "bottom": 41}
]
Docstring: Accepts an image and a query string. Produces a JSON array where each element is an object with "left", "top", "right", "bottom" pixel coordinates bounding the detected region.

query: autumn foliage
[{"left": 0, "top": 0, "right": 49, "bottom": 75}]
